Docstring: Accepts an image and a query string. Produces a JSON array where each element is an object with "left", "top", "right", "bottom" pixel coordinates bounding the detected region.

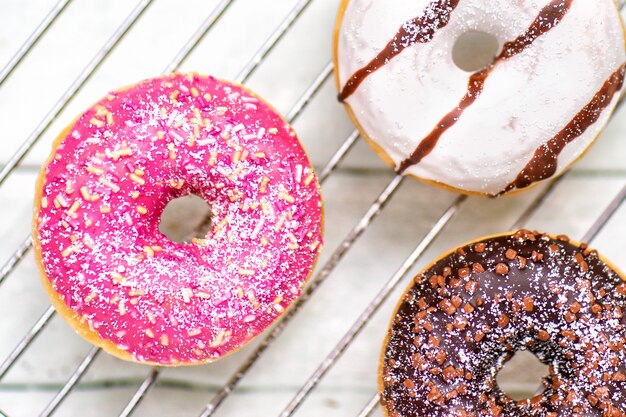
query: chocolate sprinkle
[{"left": 381, "top": 230, "right": 626, "bottom": 416}]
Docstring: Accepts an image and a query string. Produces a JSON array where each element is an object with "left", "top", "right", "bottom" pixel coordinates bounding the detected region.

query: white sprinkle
[
  {"left": 295, "top": 164, "right": 303, "bottom": 184},
  {"left": 166, "top": 110, "right": 179, "bottom": 127},
  {"left": 98, "top": 177, "right": 120, "bottom": 193},
  {"left": 170, "top": 130, "right": 185, "bottom": 143},
  {"left": 187, "top": 328, "right": 202, "bottom": 337},
  {"left": 81, "top": 235, "right": 94, "bottom": 249},
  {"left": 85, "top": 137, "right": 100, "bottom": 144},
  {"left": 241, "top": 198, "right": 252, "bottom": 212},
  {"left": 56, "top": 194, "right": 70, "bottom": 208},
  {"left": 241, "top": 96, "right": 259, "bottom": 103},
  {"left": 251, "top": 218, "right": 265, "bottom": 239},
  {"left": 274, "top": 213, "right": 287, "bottom": 232},
  {"left": 181, "top": 287, "right": 192, "bottom": 303}
]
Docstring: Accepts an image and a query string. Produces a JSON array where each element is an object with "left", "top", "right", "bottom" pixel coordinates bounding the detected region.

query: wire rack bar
[
  {"left": 115, "top": 10, "right": 332, "bottom": 417},
  {"left": 234, "top": 0, "right": 315, "bottom": 85},
  {"left": 17, "top": 1, "right": 252, "bottom": 413},
  {"left": 39, "top": 347, "right": 101, "bottom": 417},
  {"left": 0, "top": 0, "right": 157, "bottom": 385},
  {"left": 510, "top": 176, "right": 565, "bottom": 230},
  {"left": 0, "top": 0, "right": 72, "bottom": 87},
  {"left": 0, "top": 235, "right": 32, "bottom": 288},
  {"left": 186, "top": 60, "right": 333, "bottom": 239},
  {"left": 0, "top": 17, "right": 333, "bottom": 417},
  {"left": 0, "top": 1, "right": 623, "bottom": 416},
  {"left": 356, "top": 393, "right": 380, "bottom": 417},
  {"left": 0, "top": 305, "right": 55, "bottom": 379},
  {"left": 353, "top": 178, "right": 626, "bottom": 417},
  {"left": 1, "top": 0, "right": 246, "bottom": 295},
  {"left": 278, "top": 194, "right": 468, "bottom": 417},
  {"left": 285, "top": 61, "right": 334, "bottom": 124},
  {"left": 119, "top": 58, "right": 336, "bottom": 412},
  {"left": 0, "top": 0, "right": 154, "bottom": 187},
  {"left": 24, "top": 1, "right": 335, "bottom": 414},
  {"left": 0, "top": 58, "right": 330, "bottom": 293},
  {"left": 278, "top": 175, "right": 572, "bottom": 415},
  {"left": 277, "top": 70, "right": 626, "bottom": 413},
  {"left": 118, "top": 368, "right": 162, "bottom": 417},
  {"left": 201, "top": 83, "right": 626, "bottom": 414},
  {"left": 582, "top": 183, "right": 626, "bottom": 243},
  {"left": 0, "top": 0, "right": 240, "bottom": 399},
  {"left": 0, "top": 0, "right": 241, "bottom": 293},
  {"left": 162, "top": 0, "right": 236, "bottom": 74},
  {"left": 318, "top": 129, "right": 359, "bottom": 183},
  {"left": 198, "top": 175, "right": 405, "bottom": 417}
]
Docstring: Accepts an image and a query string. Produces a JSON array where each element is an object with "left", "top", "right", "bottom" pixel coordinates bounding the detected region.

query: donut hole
[
  {"left": 159, "top": 194, "right": 212, "bottom": 243},
  {"left": 452, "top": 31, "right": 499, "bottom": 72},
  {"left": 496, "top": 350, "right": 550, "bottom": 401}
]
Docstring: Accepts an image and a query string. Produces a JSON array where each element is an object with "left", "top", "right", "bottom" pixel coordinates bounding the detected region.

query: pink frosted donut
[{"left": 33, "top": 74, "right": 324, "bottom": 365}]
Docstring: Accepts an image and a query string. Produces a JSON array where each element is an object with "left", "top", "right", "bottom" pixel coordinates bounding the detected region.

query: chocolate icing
[
  {"left": 381, "top": 230, "right": 626, "bottom": 416},
  {"left": 338, "top": 0, "right": 460, "bottom": 102},
  {"left": 503, "top": 63, "right": 626, "bottom": 194},
  {"left": 396, "top": 0, "right": 573, "bottom": 174}
]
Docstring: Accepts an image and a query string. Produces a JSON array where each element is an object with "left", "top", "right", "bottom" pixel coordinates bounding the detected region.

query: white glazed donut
[{"left": 335, "top": 0, "right": 626, "bottom": 196}]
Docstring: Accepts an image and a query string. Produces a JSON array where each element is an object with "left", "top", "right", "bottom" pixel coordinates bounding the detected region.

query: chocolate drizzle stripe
[
  {"left": 397, "top": 0, "right": 573, "bottom": 174},
  {"left": 503, "top": 62, "right": 626, "bottom": 194},
  {"left": 338, "top": 0, "right": 461, "bottom": 102}
]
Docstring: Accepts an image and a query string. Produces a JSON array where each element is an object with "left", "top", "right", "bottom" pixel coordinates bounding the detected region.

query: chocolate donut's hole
[
  {"left": 452, "top": 31, "right": 499, "bottom": 72},
  {"left": 496, "top": 351, "right": 549, "bottom": 401},
  {"left": 159, "top": 194, "right": 212, "bottom": 243}
]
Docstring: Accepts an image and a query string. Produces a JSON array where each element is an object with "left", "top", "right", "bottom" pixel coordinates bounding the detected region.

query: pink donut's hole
[
  {"left": 496, "top": 351, "right": 550, "bottom": 402},
  {"left": 159, "top": 194, "right": 213, "bottom": 243},
  {"left": 452, "top": 30, "right": 500, "bottom": 72}
]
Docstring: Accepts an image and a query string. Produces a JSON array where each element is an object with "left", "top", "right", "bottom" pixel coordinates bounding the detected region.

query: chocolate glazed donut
[{"left": 380, "top": 230, "right": 626, "bottom": 416}]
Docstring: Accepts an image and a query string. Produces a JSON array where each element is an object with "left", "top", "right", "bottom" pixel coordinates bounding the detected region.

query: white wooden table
[{"left": 0, "top": 1, "right": 625, "bottom": 416}]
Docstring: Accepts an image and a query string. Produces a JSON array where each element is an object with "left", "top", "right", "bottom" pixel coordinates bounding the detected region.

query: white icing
[{"left": 337, "top": 0, "right": 626, "bottom": 195}]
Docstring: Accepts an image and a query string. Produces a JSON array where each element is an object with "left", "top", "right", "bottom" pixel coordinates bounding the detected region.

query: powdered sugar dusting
[
  {"left": 381, "top": 230, "right": 626, "bottom": 416},
  {"left": 34, "top": 73, "right": 324, "bottom": 365}
]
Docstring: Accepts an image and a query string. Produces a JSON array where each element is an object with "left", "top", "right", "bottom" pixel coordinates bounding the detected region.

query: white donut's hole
[
  {"left": 452, "top": 31, "right": 499, "bottom": 72},
  {"left": 159, "top": 194, "right": 212, "bottom": 243},
  {"left": 496, "top": 351, "right": 549, "bottom": 401}
]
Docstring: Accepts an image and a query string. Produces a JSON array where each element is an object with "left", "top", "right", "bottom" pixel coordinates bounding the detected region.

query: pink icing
[{"left": 34, "top": 74, "right": 323, "bottom": 365}]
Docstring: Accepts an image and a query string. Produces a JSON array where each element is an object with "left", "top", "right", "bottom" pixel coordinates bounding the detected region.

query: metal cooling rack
[{"left": 0, "top": 0, "right": 625, "bottom": 416}]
